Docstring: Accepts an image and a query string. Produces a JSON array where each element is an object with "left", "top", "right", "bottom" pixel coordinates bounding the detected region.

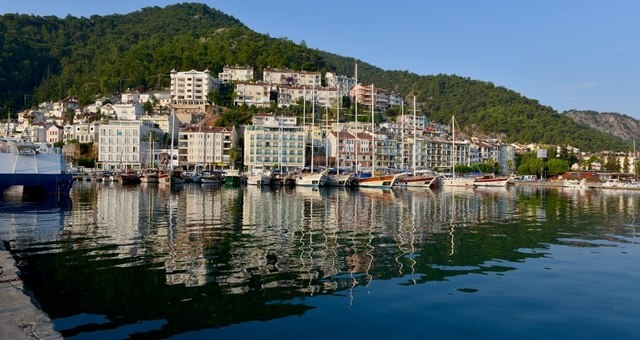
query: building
[
  {"left": 113, "top": 103, "right": 144, "bottom": 120},
  {"left": 178, "top": 124, "right": 238, "bottom": 169},
  {"left": 349, "top": 84, "right": 390, "bottom": 111},
  {"left": 63, "top": 123, "right": 99, "bottom": 143},
  {"left": 45, "top": 125, "right": 64, "bottom": 144},
  {"left": 325, "top": 71, "right": 356, "bottom": 94},
  {"left": 233, "top": 81, "right": 272, "bottom": 107},
  {"left": 97, "top": 120, "right": 163, "bottom": 171},
  {"left": 170, "top": 68, "right": 219, "bottom": 112},
  {"left": 263, "top": 68, "right": 321, "bottom": 87},
  {"left": 219, "top": 65, "right": 254, "bottom": 83},
  {"left": 243, "top": 114, "right": 305, "bottom": 172}
]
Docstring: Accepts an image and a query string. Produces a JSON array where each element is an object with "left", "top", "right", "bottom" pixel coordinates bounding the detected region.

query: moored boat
[
  {"left": 0, "top": 134, "right": 73, "bottom": 198},
  {"left": 473, "top": 175, "right": 510, "bottom": 187}
]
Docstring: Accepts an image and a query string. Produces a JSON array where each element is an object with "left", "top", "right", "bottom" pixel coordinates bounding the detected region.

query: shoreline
[{"left": 0, "top": 244, "right": 62, "bottom": 339}]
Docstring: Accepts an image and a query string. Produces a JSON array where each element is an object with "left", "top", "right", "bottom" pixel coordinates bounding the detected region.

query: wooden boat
[{"left": 473, "top": 175, "right": 510, "bottom": 187}]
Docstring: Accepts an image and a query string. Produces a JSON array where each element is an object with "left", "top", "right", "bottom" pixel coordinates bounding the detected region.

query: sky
[{"left": 1, "top": 1, "right": 639, "bottom": 118}]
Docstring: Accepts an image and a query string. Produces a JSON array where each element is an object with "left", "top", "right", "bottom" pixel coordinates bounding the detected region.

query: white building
[
  {"left": 178, "top": 124, "right": 238, "bottom": 169},
  {"left": 63, "top": 123, "right": 99, "bottom": 143},
  {"left": 263, "top": 68, "right": 321, "bottom": 87},
  {"left": 170, "top": 68, "right": 219, "bottom": 110},
  {"left": 243, "top": 114, "right": 305, "bottom": 171},
  {"left": 325, "top": 71, "right": 356, "bottom": 94},
  {"left": 97, "top": 120, "right": 163, "bottom": 171},
  {"left": 233, "top": 81, "right": 272, "bottom": 107},
  {"left": 218, "top": 65, "right": 254, "bottom": 83},
  {"left": 114, "top": 103, "right": 144, "bottom": 120}
]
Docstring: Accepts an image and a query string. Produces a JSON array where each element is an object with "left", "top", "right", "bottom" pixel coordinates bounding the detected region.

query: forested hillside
[{"left": 0, "top": 2, "right": 632, "bottom": 151}]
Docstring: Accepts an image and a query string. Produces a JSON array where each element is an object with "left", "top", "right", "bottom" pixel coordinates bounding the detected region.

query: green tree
[
  {"left": 546, "top": 158, "right": 569, "bottom": 177},
  {"left": 143, "top": 100, "right": 153, "bottom": 113}
]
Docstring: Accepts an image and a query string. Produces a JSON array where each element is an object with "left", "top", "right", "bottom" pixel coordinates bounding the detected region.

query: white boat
[
  {"left": 326, "top": 172, "right": 354, "bottom": 187},
  {"left": 140, "top": 170, "right": 159, "bottom": 183},
  {"left": 0, "top": 131, "right": 73, "bottom": 197},
  {"left": 326, "top": 88, "right": 353, "bottom": 188},
  {"left": 395, "top": 97, "right": 441, "bottom": 190},
  {"left": 563, "top": 178, "right": 590, "bottom": 189},
  {"left": 442, "top": 176, "right": 476, "bottom": 187},
  {"left": 200, "top": 171, "right": 224, "bottom": 184},
  {"left": 398, "top": 172, "right": 441, "bottom": 189},
  {"left": 246, "top": 165, "right": 272, "bottom": 186},
  {"left": 295, "top": 169, "right": 329, "bottom": 187},
  {"left": 353, "top": 84, "right": 400, "bottom": 190},
  {"left": 473, "top": 175, "right": 510, "bottom": 187}
]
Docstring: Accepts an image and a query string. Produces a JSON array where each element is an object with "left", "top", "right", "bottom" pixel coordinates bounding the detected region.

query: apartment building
[
  {"left": 97, "top": 120, "right": 163, "bottom": 171},
  {"left": 233, "top": 81, "right": 272, "bottom": 107},
  {"left": 178, "top": 124, "right": 238, "bottom": 169},
  {"left": 170, "top": 68, "right": 219, "bottom": 111},
  {"left": 325, "top": 71, "right": 356, "bottom": 94},
  {"left": 263, "top": 68, "right": 321, "bottom": 87},
  {"left": 63, "top": 123, "right": 99, "bottom": 143},
  {"left": 243, "top": 114, "right": 305, "bottom": 172},
  {"left": 349, "top": 84, "right": 390, "bottom": 111},
  {"left": 218, "top": 65, "right": 254, "bottom": 83}
]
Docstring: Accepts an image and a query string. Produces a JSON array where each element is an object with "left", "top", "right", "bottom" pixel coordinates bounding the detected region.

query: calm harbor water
[{"left": 1, "top": 182, "right": 640, "bottom": 339}]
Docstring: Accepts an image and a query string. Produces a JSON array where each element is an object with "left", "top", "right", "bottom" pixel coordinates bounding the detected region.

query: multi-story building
[
  {"left": 45, "top": 124, "right": 63, "bottom": 144},
  {"left": 233, "top": 81, "right": 272, "bottom": 107},
  {"left": 97, "top": 120, "right": 163, "bottom": 171},
  {"left": 325, "top": 71, "right": 356, "bottom": 94},
  {"left": 243, "top": 114, "right": 305, "bottom": 172},
  {"left": 114, "top": 103, "right": 144, "bottom": 120},
  {"left": 178, "top": 124, "right": 238, "bottom": 169},
  {"left": 170, "top": 68, "right": 219, "bottom": 111},
  {"left": 263, "top": 68, "right": 321, "bottom": 87},
  {"left": 218, "top": 65, "right": 254, "bottom": 83},
  {"left": 349, "top": 84, "right": 390, "bottom": 111},
  {"left": 63, "top": 123, "right": 99, "bottom": 143}
]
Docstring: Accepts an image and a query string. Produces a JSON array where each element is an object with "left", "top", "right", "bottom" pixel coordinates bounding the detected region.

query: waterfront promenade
[{"left": 0, "top": 245, "right": 61, "bottom": 339}]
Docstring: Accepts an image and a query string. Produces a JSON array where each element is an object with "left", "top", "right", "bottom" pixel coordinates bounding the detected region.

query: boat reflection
[{"left": 5, "top": 184, "right": 640, "bottom": 338}]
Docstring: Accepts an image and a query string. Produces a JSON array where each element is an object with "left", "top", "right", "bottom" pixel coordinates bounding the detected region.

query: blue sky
[{"left": 1, "top": 1, "right": 639, "bottom": 118}]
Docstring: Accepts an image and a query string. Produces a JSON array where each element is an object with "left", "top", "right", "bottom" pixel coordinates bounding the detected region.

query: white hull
[
  {"left": 473, "top": 177, "right": 509, "bottom": 187},
  {"left": 398, "top": 175, "right": 440, "bottom": 188},
  {"left": 326, "top": 173, "right": 354, "bottom": 187},
  {"left": 442, "top": 177, "right": 475, "bottom": 187},
  {"left": 295, "top": 170, "right": 329, "bottom": 187},
  {"left": 247, "top": 173, "right": 271, "bottom": 186}
]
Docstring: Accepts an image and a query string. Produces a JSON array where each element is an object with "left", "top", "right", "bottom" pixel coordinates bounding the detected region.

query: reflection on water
[{"left": 2, "top": 182, "right": 640, "bottom": 338}]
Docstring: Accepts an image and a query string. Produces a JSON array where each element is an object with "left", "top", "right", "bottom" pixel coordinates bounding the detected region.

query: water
[{"left": 1, "top": 183, "right": 640, "bottom": 339}]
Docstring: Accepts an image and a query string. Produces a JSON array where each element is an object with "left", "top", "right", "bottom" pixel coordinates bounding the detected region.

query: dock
[{"left": 0, "top": 244, "right": 61, "bottom": 339}]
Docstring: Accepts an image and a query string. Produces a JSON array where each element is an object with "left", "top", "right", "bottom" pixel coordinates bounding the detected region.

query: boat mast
[
  {"left": 170, "top": 110, "right": 176, "bottom": 172},
  {"left": 311, "top": 78, "right": 315, "bottom": 173},
  {"left": 371, "top": 84, "right": 375, "bottom": 174},
  {"left": 413, "top": 96, "right": 417, "bottom": 175},
  {"left": 401, "top": 100, "right": 405, "bottom": 171},
  {"left": 336, "top": 86, "right": 341, "bottom": 175},
  {"left": 303, "top": 85, "right": 306, "bottom": 170},
  {"left": 452, "top": 116, "right": 456, "bottom": 180},
  {"left": 354, "top": 62, "right": 359, "bottom": 174}
]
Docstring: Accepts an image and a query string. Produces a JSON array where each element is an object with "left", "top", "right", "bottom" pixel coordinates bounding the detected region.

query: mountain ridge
[{"left": 0, "top": 2, "right": 632, "bottom": 152}]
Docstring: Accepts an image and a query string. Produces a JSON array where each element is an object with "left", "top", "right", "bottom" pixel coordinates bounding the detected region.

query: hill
[
  {"left": 0, "top": 2, "right": 632, "bottom": 152},
  {"left": 563, "top": 110, "right": 640, "bottom": 142}
]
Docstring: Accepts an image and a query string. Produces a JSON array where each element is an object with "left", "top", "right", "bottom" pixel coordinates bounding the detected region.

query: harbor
[{"left": 1, "top": 182, "right": 640, "bottom": 338}]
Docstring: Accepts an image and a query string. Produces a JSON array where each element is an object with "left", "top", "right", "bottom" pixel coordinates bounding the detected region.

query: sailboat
[
  {"left": 296, "top": 78, "right": 328, "bottom": 187},
  {"left": 441, "top": 116, "right": 475, "bottom": 187},
  {"left": 354, "top": 84, "right": 403, "bottom": 189},
  {"left": 160, "top": 111, "right": 184, "bottom": 185},
  {"left": 396, "top": 96, "right": 440, "bottom": 189},
  {"left": 327, "top": 86, "right": 354, "bottom": 187}
]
